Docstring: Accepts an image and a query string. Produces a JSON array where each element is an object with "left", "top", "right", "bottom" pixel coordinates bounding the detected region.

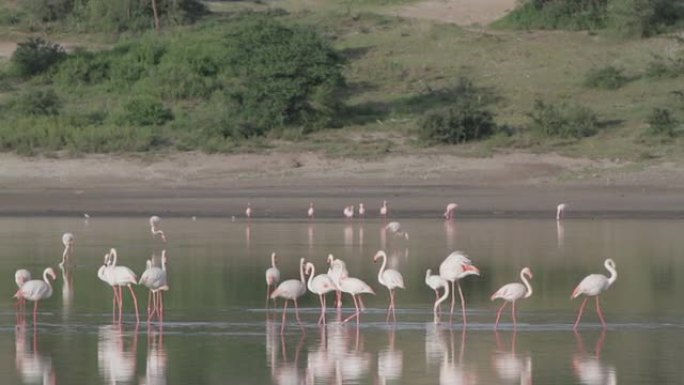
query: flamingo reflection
[
  {"left": 98, "top": 324, "right": 139, "bottom": 384},
  {"left": 59, "top": 263, "right": 74, "bottom": 319},
  {"left": 378, "top": 326, "right": 403, "bottom": 384},
  {"left": 307, "top": 326, "right": 334, "bottom": 381},
  {"left": 573, "top": 331, "right": 616, "bottom": 385},
  {"left": 425, "top": 323, "right": 448, "bottom": 366},
  {"left": 15, "top": 323, "right": 56, "bottom": 385},
  {"left": 492, "top": 331, "right": 532, "bottom": 385},
  {"left": 440, "top": 329, "right": 477, "bottom": 385},
  {"left": 556, "top": 220, "right": 565, "bottom": 248},
  {"left": 140, "top": 324, "right": 167, "bottom": 385},
  {"left": 334, "top": 324, "right": 371, "bottom": 384},
  {"left": 272, "top": 332, "right": 306, "bottom": 385}
]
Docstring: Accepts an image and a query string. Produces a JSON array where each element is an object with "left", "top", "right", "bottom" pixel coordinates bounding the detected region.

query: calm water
[{"left": 1, "top": 217, "right": 683, "bottom": 384}]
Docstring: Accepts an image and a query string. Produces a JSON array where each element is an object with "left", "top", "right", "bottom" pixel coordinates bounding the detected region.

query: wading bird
[
  {"left": 270, "top": 258, "right": 306, "bottom": 330},
  {"left": 149, "top": 216, "right": 167, "bottom": 243},
  {"left": 439, "top": 251, "right": 480, "bottom": 326},
  {"left": 139, "top": 250, "right": 169, "bottom": 322},
  {"left": 557, "top": 203, "right": 567, "bottom": 220},
  {"left": 385, "top": 221, "right": 409, "bottom": 240},
  {"left": 380, "top": 200, "right": 388, "bottom": 218},
  {"left": 343, "top": 205, "right": 354, "bottom": 219},
  {"left": 265, "top": 252, "right": 281, "bottom": 306},
  {"left": 425, "top": 269, "right": 447, "bottom": 301},
  {"left": 571, "top": 259, "right": 617, "bottom": 330},
  {"left": 60, "top": 232, "right": 75, "bottom": 266},
  {"left": 444, "top": 203, "right": 458, "bottom": 220},
  {"left": 373, "top": 250, "right": 405, "bottom": 322},
  {"left": 14, "top": 269, "right": 31, "bottom": 313},
  {"left": 99, "top": 248, "right": 140, "bottom": 323},
  {"left": 246, "top": 203, "right": 252, "bottom": 219},
  {"left": 358, "top": 203, "right": 366, "bottom": 217},
  {"left": 327, "top": 254, "right": 349, "bottom": 309},
  {"left": 305, "top": 262, "right": 336, "bottom": 325},
  {"left": 14, "top": 267, "right": 56, "bottom": 323},
  {"left": 491, "top": 267, "right": 534, "bottom": 329},
  {"left": 308, "top": 202, "right": 315, "bottom": 219},
  {"left": 339, "top": 276, "right": 375, "bottom": 324}
]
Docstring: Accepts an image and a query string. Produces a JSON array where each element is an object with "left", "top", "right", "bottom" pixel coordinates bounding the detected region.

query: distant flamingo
[
  {"left": 380, "top": 200, "right": 389, "bottom": 218},
  {"left": 139, "top": 251, "right": 169, "bottom": 322},
  {"left": 14, "top": 269, "right": 31, "bottom": 314},
  {"left": 358, "top": 203, "right": 366, "bottom": 217},
  {"left": 444, "top": 203, "right": 458, "bottom": 220},
  {"left": 433, "top": 277, "right": 450, "bottom": 324},
  {"left": 305, "top": 262, "right": 336, "bottom": 325},
  {"left": 439, "top": 251, "right": 481, "bottom": 325},
  {"left": 100, "top": 248, "right": 141, "bottom": 323},
  {"left": 327, "top": 254, "right": 349, "bottom": 309},
  {"left": 343, "top": 205, "right": 354, "bottom": 219},
  {"left": 308, "top": 202, "right": 315, "bottom": 219},
  {"left": 571, "top": 259, "right": 617, "bottom": 330},
  {"left": 425, "top": 269, "right": 447, "bottom": 301},
  {"left": 60, "top": 232, "right": 75, "bottom": 266},
  {"left": 373, "top": 250, "right": 405, "bottom": 322},
  {"left": 265, "top": 252, "right": 281, "bottom": 306},
  {"left": 270, "top": 258, "right": 307, "bottom": 330},
  {"left": 149, "top": 216, "right": 167, "bottom": 243},
  {"left": 491, "top": 267, "right": 534, "bottom": 329},
  {"left": 385, "top": 221, "right": 409, "bottom": 240},
  {"left": 557, "top": 203, "right": 567, "bottom": 220},
  {"left": 339, "top": 276, "right": 375, "bottom": 323},
  {"left": 245, "top": 203, "right": 252, "bottom": 219},
  {"left": 14, "top": 267, "right": 56, "bottom": 323}
]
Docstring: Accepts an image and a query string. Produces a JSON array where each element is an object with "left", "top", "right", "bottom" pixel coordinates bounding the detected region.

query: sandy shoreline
[{"left": 0, "top": 152, "right": 683, "bottom": 218}]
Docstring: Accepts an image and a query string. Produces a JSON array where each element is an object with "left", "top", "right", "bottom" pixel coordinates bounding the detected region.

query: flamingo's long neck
[
  {"left": 605, "top": 261, "right": 617, "bottom": 286},
  {"left": 434, "top": 280, "right": 450, "bottom": 313},
  {"left": 377, "top": 253, "right": 387, "bottom": 285},
  {"left": 306, "top": 264, "right": 315, "bottom": 292},
  {"left": 299, "top": 259, "right": 305, "bottom": 284},
  {"left": 425, "top": 270, "right": 431, "bottom": 282},
  {"left": 42, "top": 269, "right": 53, "bottom": 294},
  {"left": 110, "top": 249, "right": 118, "bottom": 266},
  {"left": 62, "top": 244, "right": 70, "bottom": 260},
  {"left": 271, "top": 254, "right": 277, "bottom": 269},
  {"left": 521, "top": 270, "right": 533, "bottom": 298}
]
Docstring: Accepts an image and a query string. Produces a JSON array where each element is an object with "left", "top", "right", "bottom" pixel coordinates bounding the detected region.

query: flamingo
[
  {"left": 385, "top": 221, "right": 409, "bottom": 240},
  {"left": 305, "top": 262, "right": 336, "bottom": 325},
  {"left": 327, "top": 254, "right": 349, "bottom": 309},
  {"left": 139, "top": 251, "right": 169, "bottom": 322},
  {"left": 373, "top": 250, "right": 405, "bottom": 322},
  {"left": 557, "top": 203, "right": 567, "bottom": 220},
  {"left": 433, "top": 275, "right": 451, "bottom": 324},
  {"left": 149, "top": 216, "right": 167, "bottom": 243},
  {"left": 100, "top": 248, "right": 141, "bottom": 324},
  {"left": 265, "top": 252, "right": 281, "bottom": 306},
  {"left": 60, "top": 232, "right": 75, "bottom": 266},
  {"left": 444, "top": 203, "right": 458, "bottom": 220},
  {"left": 491, "top": 267, "right": 534, "bottom": 329},
  {"left": 343, "top": 205, "right": 354, "bottom": 219},
  {"left": 571, "top": 258, "right": 617, "bottom": 330},
  {"left": 358, "top": 203, "right": 366, "bottom": 217},
  {"left": 14, "top": 269, "right": 31, "bottom": 314},
  {"left": 380, "top": 200, "right": 389, "bottom": 218},
  {"left": 425, "top": 268, "right": 447, "bottom": 301},
  {"left": 339, "top": 276, "right": 375, "bottom": 323},
  {"left": 245, "top": 202, "right": 252, "bottom": 219},
  {"left": 308, "top": 202, "right": 315, "bottom": 219},
  {"left": 439, "top": 251, "right": 481, "bottom": 325},
  {"left": 270, "top": 258, "right": 306, "bottom": 330},
  {"left": 14, "top": 267, "right": 56, "bottom": 323}
]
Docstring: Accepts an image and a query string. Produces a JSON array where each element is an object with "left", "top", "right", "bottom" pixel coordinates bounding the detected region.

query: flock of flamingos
[{"left": 12, "top": 201, "right": 618, "bottom": 332}]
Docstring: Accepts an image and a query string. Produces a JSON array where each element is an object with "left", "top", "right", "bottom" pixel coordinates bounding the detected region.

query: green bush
[
  {"left": 584, "top": 65, "right": 628, "bottom": 89},
  {"left": 119, "top": 96, "right": 173, "bottom": 126},
  {"left": 494, "top": 0, "right": 608, "bottom": 30},
  {"left": 11, "top": 37, "right": 66, "bottom": 78},
  {"left": 528, "top": 99, "right": 600, "bottom": 138},
  {"left": 419, "top": 102, "right": 497, "bottom": 144},
  {"left": 646, "top": 107, "right": 678, "bottom": 136},
  {"left": 645, "top": 53, "right": 684, "bottom": 79},
  {"left": 11, "top": 89, "right": 61, "bottom": 116}
]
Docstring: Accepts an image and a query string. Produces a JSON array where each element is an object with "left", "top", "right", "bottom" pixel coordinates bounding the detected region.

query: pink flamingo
[
  {"left": 270, "top": 257, "right": 306, "bottom": 330},
  {"left": 373, "top": 250, "right": 405, "bottom": 322},
  {"left": 60, "top": 232, "right": 75, "bottom": 266},
  {"left": 139, "top": 250, "right": 169, "bottom": 322},
  {"left": 149, "top": 216, "right": 167, "bottom": 243},
  {"left": 265, "top": 252, "right": 281, "bottom": 306},
  {"left": 343, "top": 205, "right": 354, "bottom": 219},
  {"left": 571, "top": 258, "right": 617, "bottom": 330},
  {"left": 385, "top": 221, "right": 409, "bottom": 240},
  {"left": 308, "top": 202, "right": 315, "bottom": 219},
  {"left": 491, "top": 267, "right": 534, "bottom": 329},
  {"left": 358, "top": 203, "right": 366, "bottom": 217},
  {"left": 380, "top": 200, "right": 388, "bottom": 218},
  {"left": 327, "top": 254, "right": 348, "bottom": 309},
  {"left": 245, "top": 203, "right": 252, "bottom": 219},
  {"left": 14, "top": 269, "right": 31, "bottom": 314},
  {"left": 305, "top": 262, "right": 336, "bottom": 325},
  {"left": 339, "top": 276, "right": 375, "bottom": 323},
  {"left": 439, "top": 251, "right": 480, "bottom": 325},
  {"left": 100, "top": 248, "right": 141, "bottom": 324},
  {"left": 557, "top": 203, "right": 567, "bottom": 220},
  {"left": 444, "top": 203, "right": 458, "bottom": 220},
  {"left": 14, "top": 267, "right": 56, "bottom": 323}
]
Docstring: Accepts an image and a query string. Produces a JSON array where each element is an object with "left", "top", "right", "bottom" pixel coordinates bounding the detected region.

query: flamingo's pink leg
[
  {"left": 450, "top": 281, "right": 456, "bottom": 316},
  {"left": 128, "top": 284, "right": 140, "bottom": 324},
  {"left": 294, "top": 298, "right": 302, "bottom": 324},
  {"left": 457, "top": 281, "right": 467, "bottom": 327},
  {"left": 33, "top": 301, "right": 38, "bottom": 324},
  {"left": 573, "top": 297, "right": 589, "bottom": 330},
  {"left": 280, "top": 300, "right": 289, "bottom": 332},
  {"left": 512, "top": 301, "right": 517, "bottom": 328},
  {"left": 495, "top": 302, "right": 507, "bottom": 329},
  {"left": 343, "top": 295, "right": 360, "bottom": 323},
  {"left": 595, "top": 296, "right": 607, "bottom": 328}
]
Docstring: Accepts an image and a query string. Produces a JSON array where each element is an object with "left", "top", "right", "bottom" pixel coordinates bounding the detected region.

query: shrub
[
  {"left": 119, "top": 96, "right": 173, "bottom": 126},
  {"left": 419, "top": 101, "right": 497, "bottom": 144},
  {"left": 584, "top": 65, "right": 628, "bottom": 89},
  {"left": 645, "top": 53, "right": 684, "bottom": 79},
  {"left": 528, "top": 99, "right": 600, "bottom": 138},
  {"left": 11, "top": 89, "right": 61, "bottom": 116},
  {"left": 494, "top": 0, "right": 608, "bottom": 30},
  {"left": 11, "top": 37, "right": 66, "bottom": 78},
  {"left": 646, "top": 108, "right": 678, "bottom": 137}
]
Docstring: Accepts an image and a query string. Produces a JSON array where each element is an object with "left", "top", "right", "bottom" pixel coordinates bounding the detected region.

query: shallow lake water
[{"left": 1, "top": 217, "right": 683, "bottom": 384}]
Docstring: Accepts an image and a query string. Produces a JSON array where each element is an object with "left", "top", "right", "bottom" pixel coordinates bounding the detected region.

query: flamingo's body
[
  {"left": 99, "top": 248, "right": 140, "bottom": 323},
  {"left": 14, "top": 267, "right": 56, "bottom": 322},
  {"left": 444, "top": 203, "right": 458, "bottom": 220},
  {"left": 139, "top": 251, "right": 168, "bottom": 321},
  {"left": 385, "top": 221, "right": 409, "bottom": 240},
  {"left": 439, "top": 251, "right": 480, "bottom": 325},
  {"left": 265, "top": 252, "right": 281, "bottom": 305},
  {"left": 61, "top": 232, "right": 75, "bottom": 266},
  {"left": 380, "top": 200, "right": 388, "bottom": 218},
  {"left": 339, "top": 276, "right": 375, "bottom": 323},
  {"left": 571, "top": 259, "right": 617, "bottom": 330},
  {"left": 343, "top": 205, "right": 354, "bottom": 219},
  {"left": 374, "top": 250, "right": 405, "bottom": 322},
  {"left": 149, "top": 216, "right": 167, "bottom": 243},
  {"left": 557, "top": 203, "right": 567, "bottom": 220},
  {"left": 245, "top": 203, "right": 252, "bottom": 219},
  {"left": 358, "top": 203, "right": 366, "bottom": 217},
  {"left": 305, "top": 262, "right": 336, "bottom": 325},
  {"left": 327, "top": 254, "right": 349, "bottom": 309},
  {"left": 308, "top": 202, "right": 315, "bottom": 219},
  {"left": 425, "top": 268, "right": 447, "bottom": 301},
  {"left": 270, "top": 258, "right": 306, "bottom": 329},
  {"left": 491, "top": 267, "right": 534, "bottom": 329},
  {"left": 15, "top": 269, "right": 31, "bottom": 289}
]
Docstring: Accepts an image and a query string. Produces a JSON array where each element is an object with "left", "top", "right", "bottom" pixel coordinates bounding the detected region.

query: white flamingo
[
  {"left": 557, "top": 203, "right": 567, "bottom": 220},
  {"left": 385, "top": 221, "right": 409, "bottom": 240},
  {"left": 439, "top": 251, "right": 480, "bottom": 326},
  {"left": 571, "top": 259, "right": 617, "bottom": 330},
  {"left": 14, "top": 269, "right": 31, "bottom": 314},
  {"left": 339, "top": 276, "right": 375, "bottom": 324},
  {"left": 139, "top": 250, "right": 169, "bottom": 322},
  {"left": 305, "top": 262, "right": 336, "bottom": 325},
  {"left": 444, "top": 203, "right": 458, "bottom": 220},
  {"left": 327, "top": 254, "right": 349, "bottom": 309},
  {"left": 246, "top": 203, "right": 252, "bottom": 219},
  {"left": 373, "top": 250, "right": 405, "bottom": 322},
  {"left": 380, "top": 200, "right": 389, "bottom": 218},
  {"left": 149, "top": 216, "right": 167, "bottom": 243},
  {"left": 100, "top": 248, "right": 141, "bottom": 323},
  {"left": 265, "top": 252, "right": 281, "bottom": 306},
  {"left": 358, "top": 203, "right": 366, "bottom": 217},
  {"left": 270, "top": 258, "right": 306, "bottom": 330},
  {"left": 60, "top": 232, "right": 74, "bottom": 266},
  {"left": 343, "top": 205, "right": 354, "bottom": 219},
  {"left": 433, "top": 277, "right": 451, "bottom": 324},
  {"left": 425, "top": 269, "right": 447, "bottom": 300},
  {"left": 308, "top": 202, "right": 315, "bottom": 219},
  {"left": 491, "top": 267, "right": 534, "bottom": 329},
  {"left": 14, "top": 267, "right": 56, "bottom": 323}
]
